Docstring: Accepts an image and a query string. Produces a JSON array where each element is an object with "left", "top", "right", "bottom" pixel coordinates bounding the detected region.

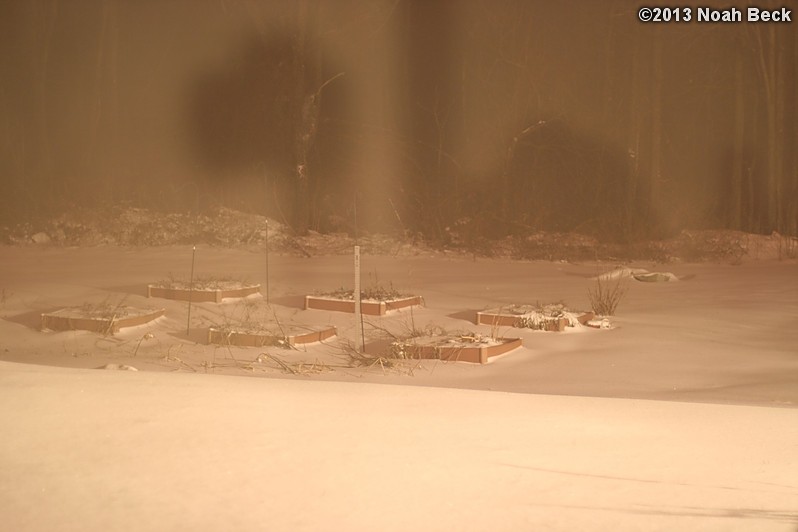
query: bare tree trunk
[
  {"left": 791, "top": 25, "right": 798, "bottom": 235},
  {"left": 773, "top": 24, "right": 790, "bottom": 234},
  {"left": 625, "top": 22, "right": 642, "bottom": 237},
  {"left": 747, "top": 102, "right": 759, "bottom": 232},
  {"left": 754, "top": 23, "right": 783, "bottom": 233},
  {"left": 730, "top": 45, "right": 745, "bottom": 230},
  {"left": 649, "top": 26, "right": 663, "bottom": 230},
  {"left": 767, "top": 25, "right": 782, "bottom": 232},
  {"left": 34, "top": 0, "right": 59, "bottom": 211},
  {"left": 292, "top": 0, "right": 322, "bottom": 235},
  {"left": 91, "top": 0, "right": 118, "bottom": 206}
]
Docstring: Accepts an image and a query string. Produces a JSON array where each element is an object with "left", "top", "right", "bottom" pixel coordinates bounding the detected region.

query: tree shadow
[
  {"left": 185, "top": 32, "right": 298, "bottom": 179},
  {"left": 447, "top": 309, "right": 478, "bottom": 323},
  {"left": 101, "top": 284, "right": 148, "bottom": 297},
  {"left": 268, "top": 295, "right": 306, "bottom": 310},
  {"left": 166, "top": 328, "right": 210, "bottom": 344},
  {"left": 507, "top": 120, "right": 631, "bottom": 239},
  {"left": 4, "top": 308, "right": 62, "bottom": 330}
]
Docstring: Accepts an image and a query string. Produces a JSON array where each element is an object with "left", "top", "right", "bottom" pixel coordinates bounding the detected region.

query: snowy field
[{"left": 0, "top": 244, "right": 797, "bottom": 530}]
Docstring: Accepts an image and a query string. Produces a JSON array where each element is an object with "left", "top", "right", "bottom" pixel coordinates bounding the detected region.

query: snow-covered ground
[{"left": 0, "top": 244, "right": 796, "bottom": 530}]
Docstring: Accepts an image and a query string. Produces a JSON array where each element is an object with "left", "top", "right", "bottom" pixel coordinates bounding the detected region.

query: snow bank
[{"left": 1, "top": 361, "right": 796, "bottom": 532}]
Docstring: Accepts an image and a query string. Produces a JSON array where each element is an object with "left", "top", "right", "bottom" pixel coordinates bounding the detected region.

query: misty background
[{"left": 1, "top": 0, "right": 795, "bottom": 244}]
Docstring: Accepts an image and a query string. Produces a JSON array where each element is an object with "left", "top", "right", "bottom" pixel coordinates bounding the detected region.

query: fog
[
  {"left": 1, "top": 0, "right": 795, "bottom": 241},
  {"left": 1, "top": 5, "right": 797, "bottom": 528}
]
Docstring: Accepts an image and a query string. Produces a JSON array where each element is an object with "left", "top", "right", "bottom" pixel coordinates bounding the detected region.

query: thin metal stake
[
  {"left": 186, "top": 245, "right": 196, "bottom": 336},
  {"left": 265, "top": 220, "right": 270, "bottom": 304},
  {"left": 354, "top": 245, "right": 365, "bottom": 352}
]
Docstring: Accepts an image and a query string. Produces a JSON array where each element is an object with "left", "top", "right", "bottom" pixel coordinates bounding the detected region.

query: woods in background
[{"left": 1, "top": 0, "right": 795, "bottom": 242}]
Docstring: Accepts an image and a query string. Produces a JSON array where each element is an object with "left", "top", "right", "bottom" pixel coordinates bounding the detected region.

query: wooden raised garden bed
[
  {"left": 208, "top": 325, "right": 337, "bottom": 348},
  {"left": 394, "top": 335, "right": 522, "bottom": 364},
  {"left": 41, "top": 306, "right": 165, "bottom": 334},
  {"left": 147, "top": 282, "right": 260, "bottom": 303},
  {"left": 476, "top": 304, "right": 594, "bottom": 332},
  {"left": 304, "top": 295, "right": 423, "bottom": 316}
]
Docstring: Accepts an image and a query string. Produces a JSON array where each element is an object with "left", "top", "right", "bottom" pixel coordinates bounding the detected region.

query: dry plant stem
[
  {"left": 101, "top": 314, "right": 117, "bottom": 336},
  {"left": 489, "top": 306, "right": 503, "bottom": 340},
  {"left": 79, "top": 295, "right": 129, "bottom": 336},
  {"left": 588, "top": 275, "right": 628, "bottom": 316},
  {"left": 258, "top": 353, "right": 336, "bottom": 375},
  {"left": 176, "top": 358, "right": 197, "bottom": 372},
  {"left": 133, "top": 336, "right": 144, "bottom": 357},
  {"left": 161, "top": 351, "right": 197, "bottom": 373},
  {"left": 160, "top": 344, "right": 196, "bottom": 372},
  {"left": 132, "top": 333, "right": 153, "bottom": 357},
  {"left": 262, "top": 352, "right": 298, "bottom": 374},
  {"left": 363, "top": 319, "right": 401, "bottom": 341},
  {"left": 221, "top": 341, "right": 245, "bottom": 370},
  {"left": 269, "top": 305, "right": 294, "bottom": 349},
  {"left": 333, "top": 339, "right": 419, "bottom": 376}
]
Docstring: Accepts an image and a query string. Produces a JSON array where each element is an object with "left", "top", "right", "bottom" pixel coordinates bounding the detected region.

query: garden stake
[
  {"left": 354, "top": 245, "right": 365, "bottom": 352},
  {"left": 265, "top": 220, "right": 270, "bottom": 304},
  {"left": 186, "top": 245, "right": 196, "bottom": 336}
]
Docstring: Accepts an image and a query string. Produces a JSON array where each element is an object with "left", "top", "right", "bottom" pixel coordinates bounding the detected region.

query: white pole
[
  {"left": 186, "top": 245, "right": 196, "bottom": 336},
  {"left": 264, "top": 220, "right": 270, "bottom": 304}
]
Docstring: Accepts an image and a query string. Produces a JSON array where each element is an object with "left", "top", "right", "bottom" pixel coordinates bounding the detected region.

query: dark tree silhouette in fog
[
  {"left": 187, "top": 2, "right": 333, "bottom": 233},
  {"left": 0, "top": 0, "right": 795, "bottom": 240}
]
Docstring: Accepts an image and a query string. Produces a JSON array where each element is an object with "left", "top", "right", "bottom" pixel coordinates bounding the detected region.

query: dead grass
[
  {"left": 334, "top": 339, "right": 423, "bottom": 376},
  {"left": 206, "top": 299, "right": 292, "bottom": 347},
  {"left": 49, "top": 296, "right": 132, "bottom": 336},
  {"left": 254, "top": 352, "right": 334, "bottom": 375},
  {"left": 588, "top": 275, "right": 628, "bottom": 316},
  {"left": 322, "top": 281, "right": 407, "bottom": 302},
  {"left": 154, "top": 273, "right": 253, "bottom": 291},
  {"left": 777, "top": 234, "right": 798, "bottom": 260},
  {"left": 77, "top": 296, "right": 130, "bottom": 320},
  {"left": 327, "top": 312, "right": 449, "bottom": 375}
]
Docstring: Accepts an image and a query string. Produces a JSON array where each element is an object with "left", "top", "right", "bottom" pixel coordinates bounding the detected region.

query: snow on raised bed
[
  {"left": 305, "top": 285, "right": 423, "bottom": 316},
  {"left": 148, "top": 276, "right": 260, "bottom": 303},
  {"left": 41, "top": 305, "right": 165, "bottom": 334},
  {"left": 392, "top": 334, "right": 522, "bottom": 364},
  {"left": 208, "top": 325, "right": 337, "bottom": 348},
  {"left": 477, "top": 304, "right": 594, "bottom": 332}
]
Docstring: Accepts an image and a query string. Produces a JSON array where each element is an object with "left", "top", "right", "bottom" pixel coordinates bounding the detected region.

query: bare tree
[
  {"left": 729, "top": 40, "right": 746, "bottom": 231},
  {"left": 748, "top": 6, "right": 792, "bottom": 233}
]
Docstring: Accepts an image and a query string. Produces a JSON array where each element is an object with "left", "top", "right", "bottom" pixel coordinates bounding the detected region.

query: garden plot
[
  {"left": 147, "top": 276, "right": 260, "bottom": 303},
  {"left": 391, "top": 334, "right": 523, "bottom": 364},
  {"left": 2, "top": 245, "right": 795, "bottom": 407},
  {"left": 305, "top": 285, "right": 423, "bottom": 316},
  {"left": 41, "top": 303, "right": 165, "bottom": 335},
  {"left": 208, "top": 326, "right": 337, "bottom": 348},
  {"left": 477, "top": 303, "right": 594, "bottom": 332},
  {"left": 206, "top": 299, "right": 336, "bottom": 348}
]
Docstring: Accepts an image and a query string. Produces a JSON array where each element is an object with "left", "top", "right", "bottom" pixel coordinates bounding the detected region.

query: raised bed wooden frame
[
  {"left": 41, "top": 308, "right": 166, "bottom": 334},
  {"left": 147, "top": 284, "right": 261, "bottom": 303},
  {"left": 476, "top": 308, "right": 594, "bottom": 332},
  {"left": 399, "top": 337, "right": 522, "bottom": 364},
  {"left": 304, "top": 295, "right": 423, "bottom": 316},
  {"left": 207, "top": 325, "right": 337, "bottom": 348}
]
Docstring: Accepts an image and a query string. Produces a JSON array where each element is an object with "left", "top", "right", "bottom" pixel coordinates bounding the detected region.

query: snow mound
[{"left": 596, "top": 268, "right": 678, "bottom": 282}]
